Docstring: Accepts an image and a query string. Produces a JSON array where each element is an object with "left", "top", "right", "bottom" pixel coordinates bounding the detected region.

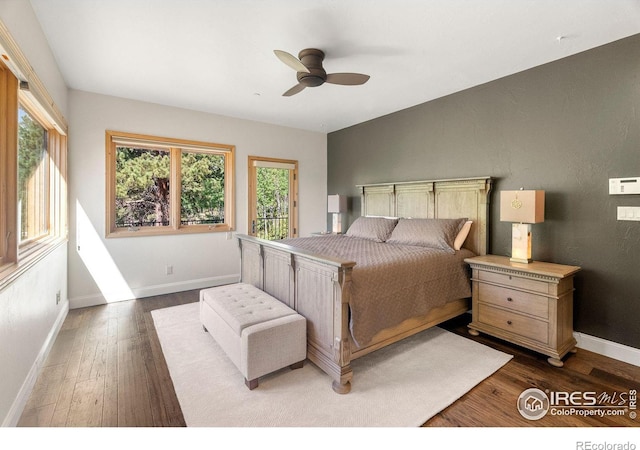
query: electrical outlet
[
  {"left": 166, "top": 265, "right": 173, "bottom": 275},
  {"left": 56, "top": 291, "right": 61, "bottom": 305},
  {"left": 226, "top": 232, "right": 232, "bottom": 240}
]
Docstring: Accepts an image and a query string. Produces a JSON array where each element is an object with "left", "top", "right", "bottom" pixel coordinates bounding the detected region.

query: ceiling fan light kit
[{"left": 274, "top": 48, "right": 370, "bottom": 96}]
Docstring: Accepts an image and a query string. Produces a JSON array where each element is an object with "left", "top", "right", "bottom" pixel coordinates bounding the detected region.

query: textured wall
[{"left": 328, "top": 34, "right": 640, "bottom": 349}]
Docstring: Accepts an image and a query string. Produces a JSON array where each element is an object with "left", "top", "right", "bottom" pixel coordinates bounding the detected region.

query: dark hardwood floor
[
  {"left": 18, "top": 290, "right": 640, "bottom": 427},
  {"left": 18, "top": 291, "right": 196, "bottom": 427},
  {"left": 431, "top": 315, "right": 639, "bottom": 427}
]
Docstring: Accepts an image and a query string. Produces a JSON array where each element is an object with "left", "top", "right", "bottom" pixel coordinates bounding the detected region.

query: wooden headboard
[{"left": 356, "top": 176, "right": 493, "bottom": 255}]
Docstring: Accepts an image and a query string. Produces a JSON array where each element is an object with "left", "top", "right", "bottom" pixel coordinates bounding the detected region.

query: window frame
[
  {"left": 0, "top": 58, "right": 68, "bottom": 288},
  {"left": 17, "top": 97, "right": 51, "bottom": 249},
  {"left": 247, "top": 155, "right": 299, "bottom": 239},
  {"left": 15, "top": 92, "right": 67, "bottom": 260},
  {"left": 0, "top": 59, "right": 19, "bottom": 269},
  {"left": 105, "top": 130, "right": 235, "bottom": 238}
]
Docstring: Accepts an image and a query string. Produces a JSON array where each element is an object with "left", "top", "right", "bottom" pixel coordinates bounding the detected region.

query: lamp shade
[
  {"left": 327, "top": 195, "right": 347, "bottom": 213},
  {"left": 500, "top": 190, "right": 545, "bottom": 224}
]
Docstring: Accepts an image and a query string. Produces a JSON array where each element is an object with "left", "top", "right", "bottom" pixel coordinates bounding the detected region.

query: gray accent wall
[{"left": 328, "top": 34, "right": 640, "bottom": 349}]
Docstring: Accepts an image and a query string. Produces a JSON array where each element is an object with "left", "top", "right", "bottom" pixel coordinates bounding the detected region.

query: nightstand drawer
[
  {"left": 478, "top": 304, "right": 548, "bottom": 344},
  {"left": 477, "top": 270, "right": 549, "bottom": 294},
  {"left": 477, "top": 283, "right": 549, "bottom": 318}
]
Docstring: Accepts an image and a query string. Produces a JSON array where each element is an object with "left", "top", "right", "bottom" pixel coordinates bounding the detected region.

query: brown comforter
[{"left": 279, "top": 235, "right": 474, "bottom": 347}]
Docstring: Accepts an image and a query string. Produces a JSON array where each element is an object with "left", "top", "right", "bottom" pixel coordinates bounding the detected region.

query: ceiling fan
[{"left": 274, "top": 48, "right": 370, "bottom": 97}]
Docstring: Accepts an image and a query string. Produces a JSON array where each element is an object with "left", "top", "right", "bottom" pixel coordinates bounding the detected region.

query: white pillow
[{"left": 454, "top": 220, "right": 473, "bottom": 250}]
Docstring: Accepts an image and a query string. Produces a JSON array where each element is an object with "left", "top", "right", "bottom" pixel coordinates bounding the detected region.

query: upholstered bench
[{"left": 199, "top": 283, "right": 306, "bottom": 390}]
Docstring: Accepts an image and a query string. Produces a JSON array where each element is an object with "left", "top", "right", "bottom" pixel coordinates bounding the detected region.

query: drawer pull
[
  {"left": 507, "top": 320, "right": 513, "bottom": 325},
  {"left": 507, "top": 297, "right": 513, "bottom": 302}
]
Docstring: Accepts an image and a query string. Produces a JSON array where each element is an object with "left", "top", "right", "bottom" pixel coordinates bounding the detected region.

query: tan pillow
[
  {"left": 454, "top": 220, "right": 473, "bottom": 250},
  {"left": 386, "top": 218, "right": 467, "bottom": 252},
  {"left": 345, "top": 216, "right": 398, "bottom": 242}
]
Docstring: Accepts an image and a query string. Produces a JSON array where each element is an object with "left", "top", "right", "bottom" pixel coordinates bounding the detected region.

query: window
[
  {"left": 0, "top": 58, "right": 68, "bottom": 284},
  {"left": 18, "top": 103, "right": 49, "bottom": 244},
  {"left": 115, "top": 146, "right": 171, "bottom": 228},
  {"left": 180, "top": 151, "right": 226, "bottom": 226},
  {"left": 247, "top": 156, "right": 298, "bottom": 240},
  {"left": 106, "top": 131, "right": 235, "bottom": 237}
]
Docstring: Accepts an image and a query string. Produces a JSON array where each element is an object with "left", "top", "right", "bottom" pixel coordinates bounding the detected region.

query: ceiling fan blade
[
  {"left": 274, "top": 50, "right": 310, "bottom": 73},
  {"left": 325, "top": 73, "right": 370, "bottom": 86},
  {"left": 282, "top": 83, "right": 306, "bottom": 97}
]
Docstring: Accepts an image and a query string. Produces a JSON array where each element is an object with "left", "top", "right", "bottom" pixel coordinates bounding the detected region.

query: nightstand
[
  {"left": 465, "top": 255, "right": 581, "bottom": 367},
  {"left": 310, "top": 231, "right": 336, "bottom": 236}
]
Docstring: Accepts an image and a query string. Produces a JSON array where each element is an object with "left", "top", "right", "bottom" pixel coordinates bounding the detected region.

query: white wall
[
  {"left": 68, "top": 90, "right": 327, "bottom": 308},
  {"left": 0, "top": 246, "right": 68, "bottom": 426},
  {"left": 0, "top": 0, "right": 69, "bottom": 426}
]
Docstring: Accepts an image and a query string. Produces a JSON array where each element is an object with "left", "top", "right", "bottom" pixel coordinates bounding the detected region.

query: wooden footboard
[{"left": 237, "top": 234, "right": 356, "bottom": 393}]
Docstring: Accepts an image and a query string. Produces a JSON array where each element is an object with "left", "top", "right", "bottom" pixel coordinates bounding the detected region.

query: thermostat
[{"left": 609, "top": 177, "right": 640, "bottom": 195}]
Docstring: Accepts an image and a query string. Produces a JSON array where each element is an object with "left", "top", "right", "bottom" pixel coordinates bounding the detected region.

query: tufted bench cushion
[{"left": 200, "top": 283, "right": 306, "bottom": 390}]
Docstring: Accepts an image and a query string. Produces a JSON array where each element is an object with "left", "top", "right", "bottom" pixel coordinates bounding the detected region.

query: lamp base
[
  {"left": 510, "top": 256, "right": 533, "bottom": 264},
  {"left": 332, "top": 213, "right": 342, "bottom": 234},
  {"left": 510, "top": 223, "right": 532, "bottom": 264}
]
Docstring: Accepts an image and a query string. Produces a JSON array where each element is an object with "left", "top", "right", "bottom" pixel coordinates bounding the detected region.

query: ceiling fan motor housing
[{"left": 297, "top": 48, "right": 327, "bottom": 87}]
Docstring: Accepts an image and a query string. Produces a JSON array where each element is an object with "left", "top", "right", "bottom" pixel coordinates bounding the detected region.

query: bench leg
[
  {"left": 245, "top": 378, "right": 259, "bottom": 390},
  {"left": 289, "top": 360, "right": 304, "bottom": 370}
]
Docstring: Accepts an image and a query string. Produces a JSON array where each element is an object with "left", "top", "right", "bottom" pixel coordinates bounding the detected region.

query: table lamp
[
  {"left": 500, "top": 189, "right": 545, "bottom": 263},
  {"left": 327, "top": 195, "right": 347, "bottom": 233}
]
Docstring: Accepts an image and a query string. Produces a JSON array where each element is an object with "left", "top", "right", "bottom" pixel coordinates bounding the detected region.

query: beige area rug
[{"left": 151, "top": 302, "right": 512, "bottom": 427}]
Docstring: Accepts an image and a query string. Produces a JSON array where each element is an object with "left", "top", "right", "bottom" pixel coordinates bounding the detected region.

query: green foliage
[
  {"left": 115, "top": 147, "right": 227, "bottom": 227},
  {"left": 255, "top": 167, "right": 289, "bottom": 240},
  {"left": 18, "top": 107, "right": 48, "bottom": 239},
  {"left": 115, "top": 147, "right": 171, "bottom": 227},
  {"left": 18, "top": 107, "right": 47, "bottom": 199},
  {"left": 181, "top": 152, "right": 225, "bottom": 224}
]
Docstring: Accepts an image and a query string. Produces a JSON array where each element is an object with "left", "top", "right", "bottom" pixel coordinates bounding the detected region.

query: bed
[{"left": 236, "top": 176, "right": 492, "bottom": 393}]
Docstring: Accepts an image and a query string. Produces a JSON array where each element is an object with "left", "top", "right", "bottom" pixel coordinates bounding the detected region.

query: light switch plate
[{"left": 617, "top": 206, "right": 640, "bottom": 221}]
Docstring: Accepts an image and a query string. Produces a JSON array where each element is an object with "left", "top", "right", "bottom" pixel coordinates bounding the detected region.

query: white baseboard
[
  {"left": 69, "top": 274, "right": 240, "bottom": 309},
  {"left": 574, "top": 331, "right": 640, "bottom": 367},
  {"left": 2, "top": 299, "right": 69, "bottom": 427}
]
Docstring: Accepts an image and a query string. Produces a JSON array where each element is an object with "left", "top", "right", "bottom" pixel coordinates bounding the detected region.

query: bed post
[
  {"left": 295, "top": 258, "right": 355, "bottom": 395},
  {"left": 237, "top": 237, "right": 264, "bottom": 289},
  {"left": 331, "top": 267, "right": 353, "bottom": 394}
]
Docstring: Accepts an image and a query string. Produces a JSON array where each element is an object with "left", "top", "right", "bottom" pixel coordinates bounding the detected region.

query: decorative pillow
[
  {"left": 345, "top": 216, "right": 398, "bottom": 242},
  {"left": 454, "top": 220, "right": 473, "bottom": 251},
  {"left": 386, "top": 218, "right": 467, "bottom": 252}
]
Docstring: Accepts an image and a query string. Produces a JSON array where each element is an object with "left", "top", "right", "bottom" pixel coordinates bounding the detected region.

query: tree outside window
[
  {"left": 180, "top": 151, "right": 225, "bottom": 226},
  {"left": 115, "top": 147, "right": 171, "bottom": 228},
  {"left": 18, "top": 104, "right": 49, "bottom": 243},
  {"left": 106, "top": 131, "right": 235, "bottom": 237}
]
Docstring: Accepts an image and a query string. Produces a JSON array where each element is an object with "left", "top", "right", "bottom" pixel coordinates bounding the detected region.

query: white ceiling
[{"left": 29, "top": 0, "right": 640, "bottom": 133}]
